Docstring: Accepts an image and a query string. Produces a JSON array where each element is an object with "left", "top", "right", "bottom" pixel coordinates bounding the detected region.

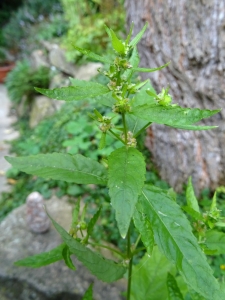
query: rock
[
  {"left": 0, "top": 196, "right": 125, "bottom": 300},
  {"left": 30, "top": 50, "right": 49, "bottom": 69},
  {"left": 26, "top": 192, "right": 50, "bottom": 233},
  {"left": 29, "top": 96, "right": 56, "bottom": 128},
  {"left": 74, "top": 62, "right": 102, "bottom": 81},
  {"left": 48, "top": 45, "right": 76, "bottom": 76}
]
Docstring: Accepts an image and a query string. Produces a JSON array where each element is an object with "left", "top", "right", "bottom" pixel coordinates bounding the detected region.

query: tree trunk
[{"left": 125, "top": 0, "right": 225, "bottom": 194}]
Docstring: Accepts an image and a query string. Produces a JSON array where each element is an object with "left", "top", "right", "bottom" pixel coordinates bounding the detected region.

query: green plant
[
  {"left": 5, "top": 24, "right": 225, "bottom": 299},
  {"left": 2, "top": 0, "right": 63, "bottom": 54},
  {"left": 61, "top": 0, "right": 125, "bottom": 63},
  {"left": 5, "top": 60, "right": 50, "bottom": 109}
]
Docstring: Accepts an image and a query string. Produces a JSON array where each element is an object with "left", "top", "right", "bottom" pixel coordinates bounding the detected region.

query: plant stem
[
  {"left": 88, "top": 241, "right": 125, "bottom": 258},
  {"left": 109, "top": 129, "right": 125, "bottom": 144},
  {"left": 122, "top": 113, "right": 128, "bottom": 143},
  {"left": 127, "top": 256, "right": 133, "bottom": 300},
  {"left": 126, "top": 225, "right": 133, "bottom": 300},
  {"left": 133, "top": 234, "right": 141, "bottom": 251},
  {"left": 134, "top": 122, "right": 152, "bottom": 138}
]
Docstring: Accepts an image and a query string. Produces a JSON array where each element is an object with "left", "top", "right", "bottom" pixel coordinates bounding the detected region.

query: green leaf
[
  {"left": 62, "top": 245, "right": 76, "bottom": 270},
  {"left": 72, "top": 45, "right": 109, "bottom": 63},
  {"left": 133, "top": 208, "right": 154, "bottom": 254},
  {"left": 95, "top": 92, "right": 116, "bottom": 107},
  {"left": 126, "top": 81, "right": 155, "bottom": 136},
  {"left": 105, "top": 26, "right": 125, "bottom": 54},
  {"left": 14, "top": 244, "right": 65, "bottom": 268},
  {"left": 35, "top": 83, "right": 109, "bottom": 102},
  {"left": 123, "top": 46, "right": 140, "bottom": 80},
  {"left": 139, "top": 185, "right": 224, "bottom": 300},
  {"left": 5, "top": 153, "right": 107, "bottom": 185},
  {"left": 125, "top": 22, "right": 134, "bottom": 45},
  {"left": 182, "top": 206, "right": 203, "bottom": 221},
  {"left": 166, "top": 124, "right": 218, "bottom": 131},
  {"left": 186, "top": 177, "right": 200, "bottom": 213},
  {"left": 167, "top": 273, "right": 184, "bottom": 300},
  {"left": 87, "top": 206, "right": 102, "bottom": 237},
  {"left": 129, "top": 23, "right": 148, "bottom": 47},
  {"left": 210, "top": 192, "right": 217, "bottom": 212},
  {"left": 108, "top": 147, "right": 146, "bottom": 238},
  {"left": 205, "top": 230, "right": 225, "bottom": 255},
  {"left": 47, "top": 211, "right": 127, "bottom": 282},
  {"left": 82, "top": 283, "right": 94, "bottom": 300},
  {"left": 131, "top": 247, "right": 176, "bottom": 300},
  {"left": 132, "top": 104, "right": 220, "bottom": 127},
  {"left": 132, "top": 61, "right": 170, "bottom": 72}
]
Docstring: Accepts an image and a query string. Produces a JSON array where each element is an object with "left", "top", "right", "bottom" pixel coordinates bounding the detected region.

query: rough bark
[{"left": 125, "top": 0, "right": 225, "bottom": 194}]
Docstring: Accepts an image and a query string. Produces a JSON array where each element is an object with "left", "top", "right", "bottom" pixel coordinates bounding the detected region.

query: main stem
[
  {"left": 122, "top": 113, "right": 128, "bottom": 143},
  {"left": 126, "top": 225, "right": 133, "bottom": 300}
]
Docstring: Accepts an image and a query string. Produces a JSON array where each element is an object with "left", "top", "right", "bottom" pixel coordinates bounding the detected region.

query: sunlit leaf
[
  {"left": 132, "top": 104, "right": 220, "bottom": 127},
  {"left": 186, "top": 177, "right": 200, "bottom": 212},
  {"left": 72, "top": 45, "right": 109, "bottom": 63},
  {"left": 14, "top": 244, "right": 65, "bottom": 268},
  {"left": 5, "top": 153, "right": 107, "bottom": 185},
  {"left": 108, "top": 147, "right": 146, "bottom": 237},
  {"left": 35, "top": 82, "right": 109, "bottom": 102},
  {"left": 129, "top": 23, "right": 148, "bottom": 47},
  {"left": 105, "top": 25, "right": 125, "bottom": 54}
]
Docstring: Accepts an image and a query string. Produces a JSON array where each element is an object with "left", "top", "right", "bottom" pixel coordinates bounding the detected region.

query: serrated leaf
[
  {"left": 5, "top": 153, "right": 107, "bottom": 185},
  {"left": 131, "top": 247, "right": 176, "bottom": 300},
  {"left": 35, "top": 83, "right": 109, "bottom": 102},
  {"left": 82, "top": 283, "right": 94, "bottom": 300},
  {"left": 72, "top": 45, "right": 109, "bottom": 63},
  {"left": 105, "top": 26, "right": 125, "bottom": 54},
  {"left": 108, "top": 147, "right": 146, "bottom": 237},
  {"left": 95, "top": 92, "right": 116, "bottom": 107},
  {"left": 14, "top": 244, "right": 65, "bottom": 268},
  {"left": 182, "top": 206, "right": 203, "bottom": 221},
  {"left": 132, "top": 61, "right": 170, "bottom": 72},
  {"left": 210, "top": 192, "right": 217, "bottom": 212},
  {"left": 47, "top": 211, "right": 127, "bottom": 282},
  {"left": 166, "top": 124, "right": 218, "bottom": 131},
  {"left": 167, "top": 273, "right": 184, "bottom": 300},
  {"left": 130, "top": 23, "right": 148, "bottom": 47},
  {"left": 87, "top": 206, "right": 102, "bottom": 236},
  {"left": 186, "top": 177, "right": 200, "bottom": 213},
  {"left": 123, "top": 46, "right": 140, "bottom": 80},
  {"left": 133, "top": 208, "right": 154, "bottom": 254},
  {"left": 205, "top": 230, "right": 225, "bottom": 254},
  {"left": 132, "top": 103, "right": 220, "bottom": 127},
  {"left": 62, "top": 245, "right": 76, "bottom": 270},
  {"left": 139, "top": 185, "right": 224, "bottom": 300},
  {"left": 126, "top": 81, "right": 155, "bottom": 136}
]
